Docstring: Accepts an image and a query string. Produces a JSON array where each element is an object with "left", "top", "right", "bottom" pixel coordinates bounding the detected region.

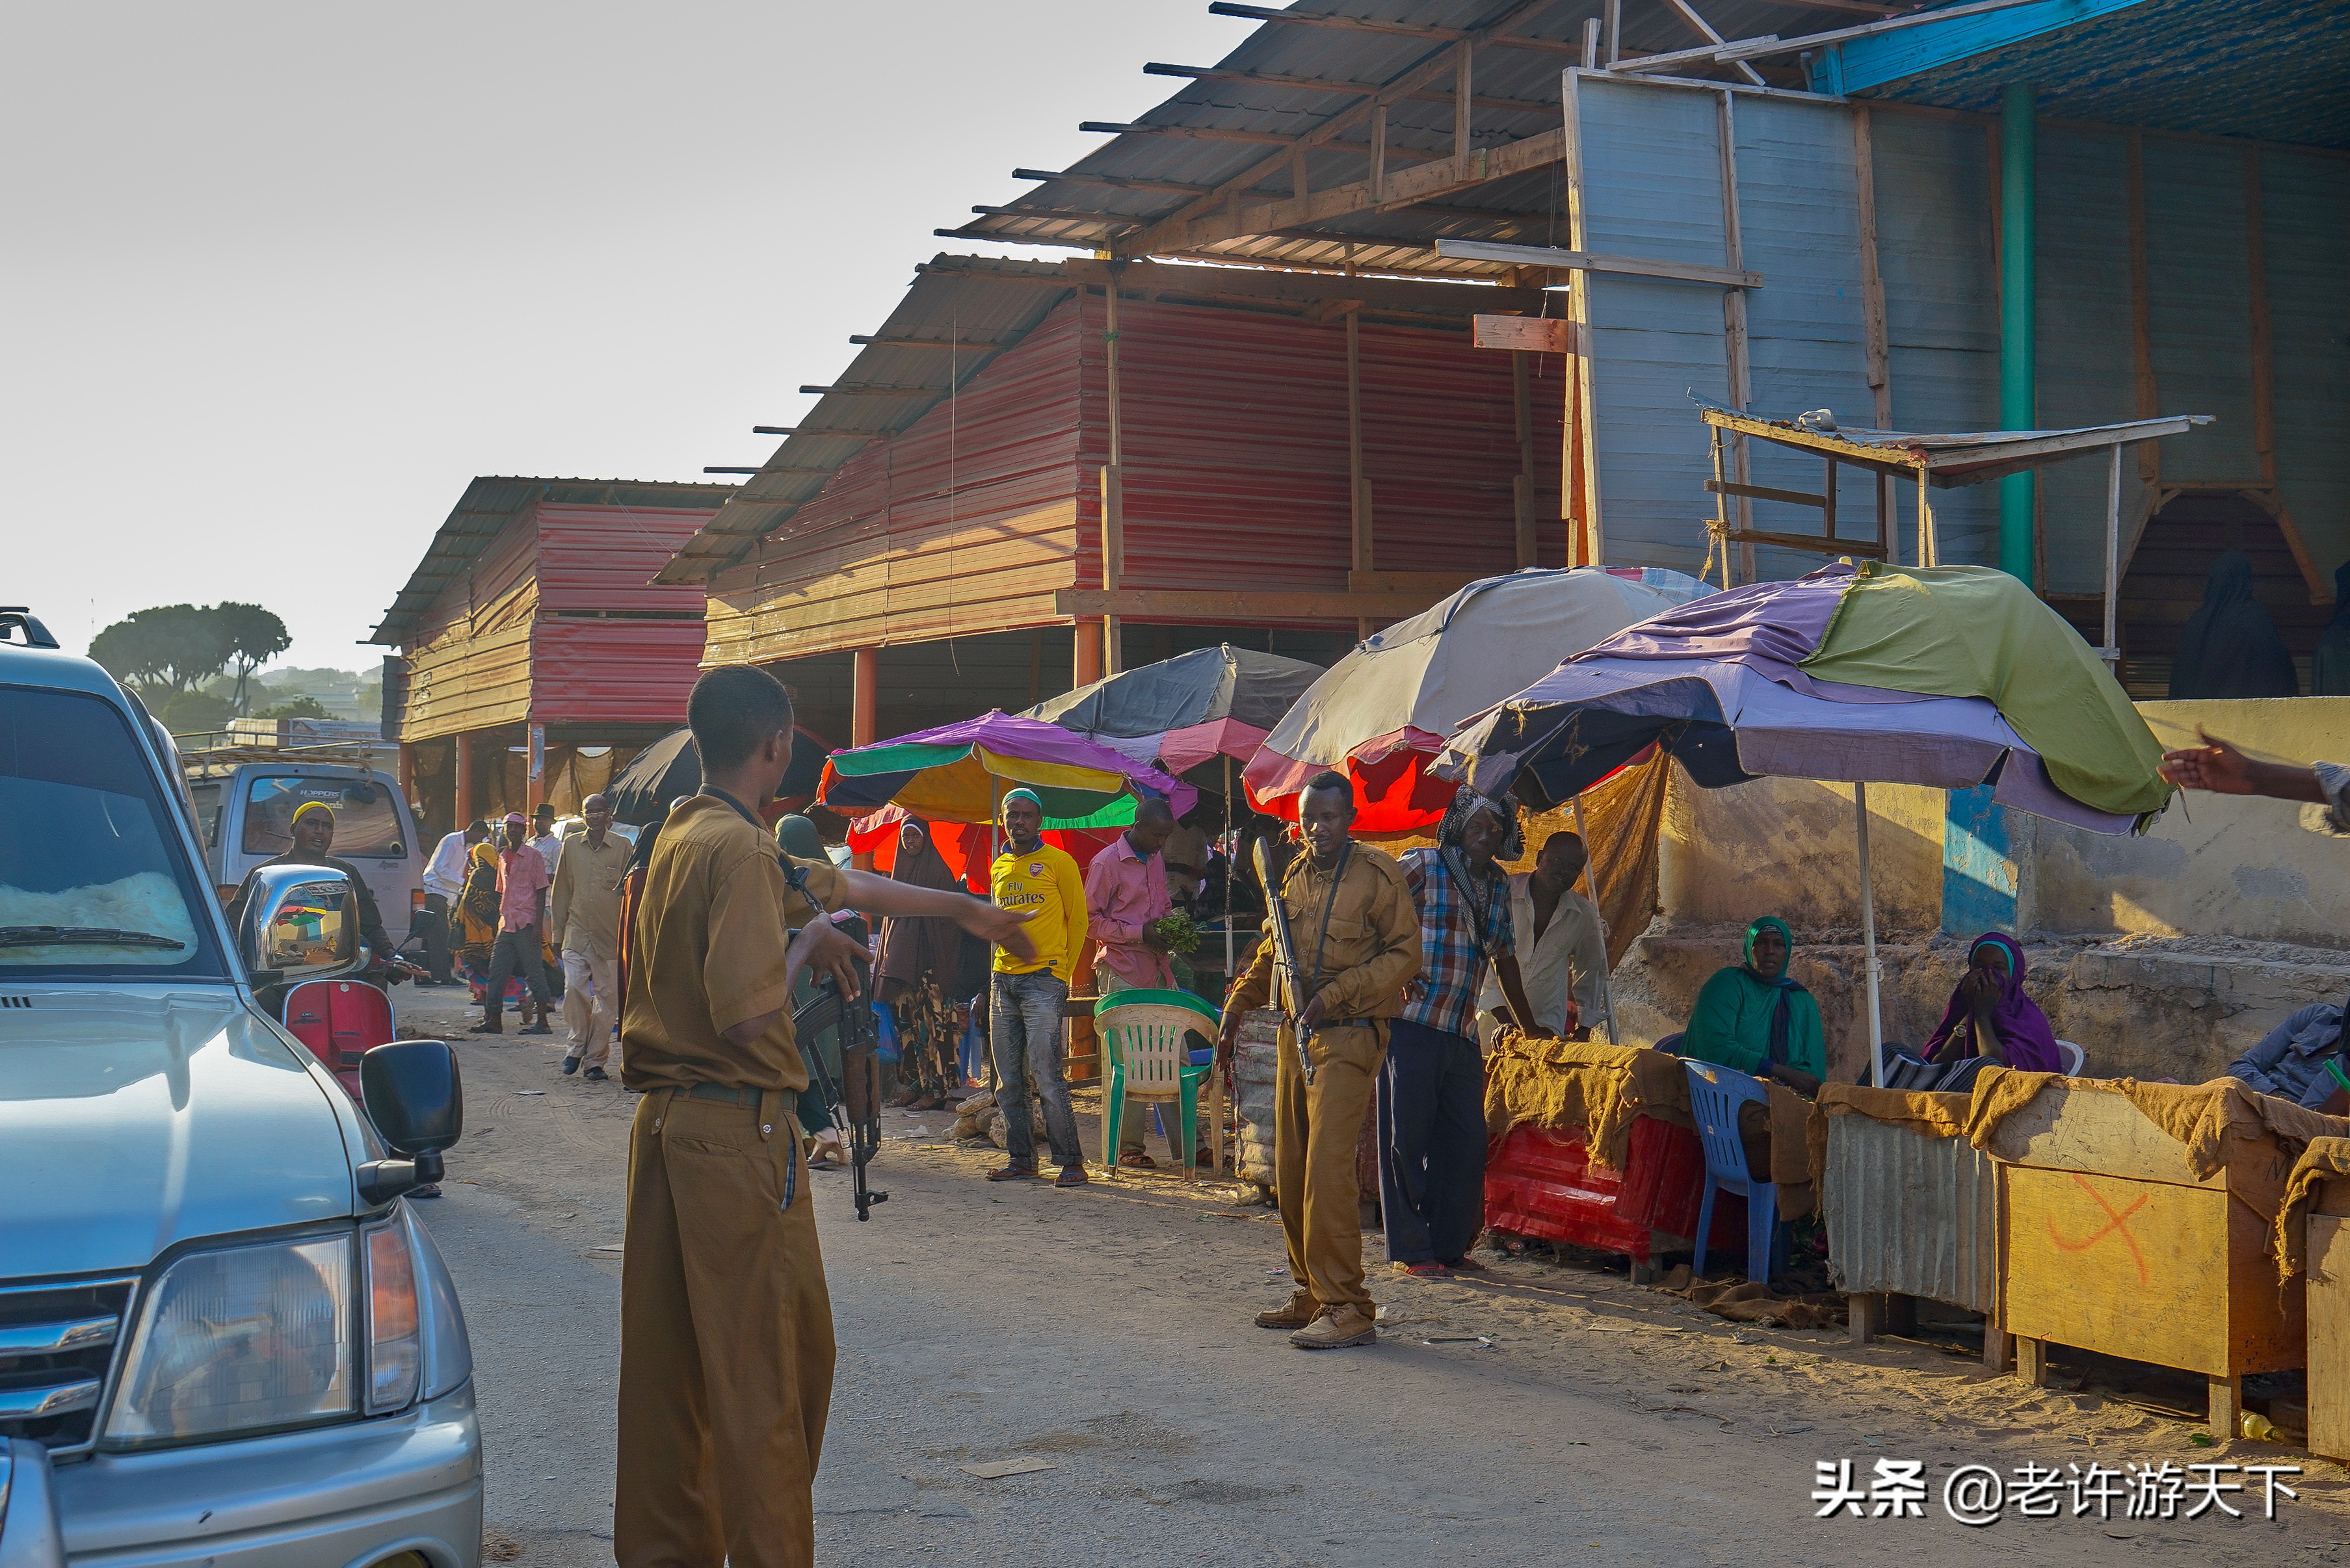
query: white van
[{"left": 190, "top": 763, "right": 423, "bottom": 952}]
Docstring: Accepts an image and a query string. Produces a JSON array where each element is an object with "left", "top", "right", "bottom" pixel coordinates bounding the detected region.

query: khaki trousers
[
  {"left": 561, "top": 948, "right": 617, "bottom": 1068},
  {"left": 1273, "top": 1020, "right": 1386, "bottom": 1313},
  {"left": 616, "top": 1088, "right": 835, "bottom": 1568}
]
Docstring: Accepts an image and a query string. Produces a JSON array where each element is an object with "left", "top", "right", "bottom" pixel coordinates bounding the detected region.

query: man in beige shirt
[
  {"left": 551, "top": 791, "right": 632, "bottom": 1080},
  {"left": 616, "top": 664, "right": 1036, "bottom": 1568}
]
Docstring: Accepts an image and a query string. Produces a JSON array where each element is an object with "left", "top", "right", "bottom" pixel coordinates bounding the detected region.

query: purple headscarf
[{"left": 1923, "top": 932, "right": 2063, "bottom": 1073}]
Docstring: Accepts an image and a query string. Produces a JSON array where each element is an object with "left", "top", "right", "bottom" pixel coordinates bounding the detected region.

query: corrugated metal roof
[
  {"left": 369, "top": 477, "right": 736, "bottom": 645},
  {"left": 1840, "top": 0, "right": 2350, "bottom": 150},
  {"left": 947, "top": 0, "right": 1877, "bottom": 275}
]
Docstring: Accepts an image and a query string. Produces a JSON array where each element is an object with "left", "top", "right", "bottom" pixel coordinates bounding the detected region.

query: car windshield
[
  {"left": 243, "top": 775, "right": 405, "bottom": 859},
  {"left": 0, "top": 685, "right": 225, "bottom": 978}
]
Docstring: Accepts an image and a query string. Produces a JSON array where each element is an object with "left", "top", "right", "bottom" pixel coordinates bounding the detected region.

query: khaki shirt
[
  {"left": 549, "top": 830, "right": 632, "bottom": 961},
  {"left": 619, "top": 794, "right": 845, "bottom": 1095},
  {"left": 1224, "top": 843, "right": 1420, "bottom": 1029}
]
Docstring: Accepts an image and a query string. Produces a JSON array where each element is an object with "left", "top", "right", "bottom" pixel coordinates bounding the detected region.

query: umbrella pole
[
  {"left": 1855, "top": 781, "right": 1885, "bottom": 1088},
  {"left": 1568, "top": 795, "right": 1620, "bottom": 1047},
  {"left": 1222, "top": 755, "right": 1236, "bottom": 979}
]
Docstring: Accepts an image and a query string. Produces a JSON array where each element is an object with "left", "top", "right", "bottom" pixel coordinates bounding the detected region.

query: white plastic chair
[{"left": 2057, "top": 1039, "right": 2086, "bottom": 1077}]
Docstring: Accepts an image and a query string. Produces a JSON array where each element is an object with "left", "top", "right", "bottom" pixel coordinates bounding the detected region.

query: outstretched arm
[
  {"left": 2159, "top": 727, "right": 2326, "bottom": 802},
  {"left": 833, "top": 867, "right": 1037, "bottom": 962}
]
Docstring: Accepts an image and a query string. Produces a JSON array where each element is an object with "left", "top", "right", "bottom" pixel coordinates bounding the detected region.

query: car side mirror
[
  {"left": 236, "top": 863, "right": 367, "bottom": 986},
  {"left": 356, "top": 1039, "right": 464, "bottom": 1207}
]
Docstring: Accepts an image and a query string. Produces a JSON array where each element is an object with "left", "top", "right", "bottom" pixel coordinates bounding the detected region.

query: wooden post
[
  {"left": 2014, "top": 1335, "right": 2046, "bottom": 1387},
  {"left": 2102, "top": 445, "right": 2122, "bottom": 666},
  {"left": 1854, "top": 105, "right": 1896, "bottom": 562},
  {"left": 2209, "top": 1374, "right": 2241, "bottom": 1437},
  {"left": 1102, "top": 276, "right": 1125, "bottom": 675},
  {"left": 1369, "top": 105, "right": 1387, "bottom": 203},
  {"left": 1561, "top": 70, "right": 1605, "bottom": 566},
  {"left": 1917, "top": 469, "right": 1937, "bottom": 567},
  {"left": 453, "top": 729, "right": 475, "bottom": 826},
  {"left": 1346, "top": 304, "right": 1371, "bottom": 579},
  {"left": 1604, "top": 0, "right": 1621, "bottom": 64},
  {"left": 397, "top": 742, "right": 416, "bottom": 804},
  {"left": 1512, "top": 350, "right": 1537, "bottom": 568},
  {"left": 1849, "top": 1292, "right": 1882, "bottom": 1345},
  {"left": 1453, "top": 44, "right": 1473, "bottom": 176},
  {"left": 851, "top": 646, "right": 878, "bottom": 747},
  {"left": 1074, "top": 621, "right": 1105, "bottom": 688},
  {"left": 1717, "top": 90, "right": 1754, "bottom": 583},
  {"left": 1983, "top": 1324, "right": 2013, "bottom": 1374},
  {"left": 1581, "top": 17, "right": 1600, "bottom": 68}
]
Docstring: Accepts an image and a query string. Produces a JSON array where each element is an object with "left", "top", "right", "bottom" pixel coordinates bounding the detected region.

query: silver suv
[{"left": 0, "top": 611, "right": 481, "bottom": 1567}]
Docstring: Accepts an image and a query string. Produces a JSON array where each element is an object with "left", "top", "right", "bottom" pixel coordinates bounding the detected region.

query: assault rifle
[
  {"left": 796, "top": 958, "right": 889, "bottom": 1221},
  {"left": 1251, "top": 837, "right": 1318, "bottom": 1088}
]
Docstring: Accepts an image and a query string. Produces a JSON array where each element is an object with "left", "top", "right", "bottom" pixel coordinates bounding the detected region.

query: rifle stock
[
  {"left": 1250, "top": 838, "right": 1317, "bottom": 1088},
  {"left": 795, "top": 967, "right": 890, "bottom": 1221}
]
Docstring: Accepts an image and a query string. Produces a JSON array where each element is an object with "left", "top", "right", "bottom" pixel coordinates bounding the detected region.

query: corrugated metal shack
[
  {"left": 665, "top": 0, "right": 2345, "bottom": 719},
  {"left": 371, "top": 477, "right": 737, "bottom": 836}
]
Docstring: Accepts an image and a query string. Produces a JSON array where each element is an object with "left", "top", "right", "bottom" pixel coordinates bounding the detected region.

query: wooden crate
[
  {"left": 1991, "top": 1085, "right": 2303, "bottom": 1430},
  {"left": 2305, "top": 1177, "right": 2350, "bottom": 1461}
]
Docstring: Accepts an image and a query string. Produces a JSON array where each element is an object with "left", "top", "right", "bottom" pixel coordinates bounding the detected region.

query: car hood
[{"left": 0, "top": 987, "right": 354, "bottom": 1275}]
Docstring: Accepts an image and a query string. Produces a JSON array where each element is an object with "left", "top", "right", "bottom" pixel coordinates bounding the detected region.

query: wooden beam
[
  {"left": 1012, "top": 168, "right": 1218, "bottom": 196},
  {"left": 1513, "top": 350, "right": 1537, "bottom": 567},
  {"left": 1725, "top": 528, "right": 1888, "bottom": 558},
  {"left": 1708, "top": 478, "right": 1827, "bottom": 509},
  {"left": 1659, "top": 0, "right": 1769, "bottom": 86},
  {"left": 1205, "top": 3, "right": 1579, "bottom": 54},
  {"left": 1059, "top": 258, "right": 1545, "bottom": 317},
  {"left": 748, "top": 426, "right": 891, "bottom": 439},
  {"left": 1055, "top": 587, "right": 1446, "bottom": 621},
  {"left": 1349, "top": 570, "right": 1481, "bottom": 595},
  {"left": 1079, "top": 121, "right": 1314, "bottom": 148},
  {"left": 1717, "top": 87, "right": 1755, "bottom": 579},
  {"left": 1141, "top": 62, "right": 1555, "bottom": 118},
  {"left": 970, "top": 204, "right": 1142, "bottom": 225},
  {"left": 849, "top": 334, "right": 1025, "bottom": 350},
  {"left": 1128, "top": 0, "right": 1559, "bottom": 257},
  {"left": 798, "top": 384, "right": 941, "bottom": 397},
  {"left": 1614, "top": 0, "right": 2054, "bottom": 73},
  {"left": 1453, "top": 44, "right": 1474, "bottom": 174},
  {"left": 1438, "top": 237, "right": 1761, "bottom": 289},
  {"left": 1563, "top": 68, "right": 1604, "bottom": 564}
]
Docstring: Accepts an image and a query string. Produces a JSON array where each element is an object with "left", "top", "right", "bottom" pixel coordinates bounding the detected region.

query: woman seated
[
  {"left": 1681, "top": 915, "right": 1825, "bottom": 1097},
  {"left": 1921, "top": 931, "right": 2063, "bottom": 1075}
]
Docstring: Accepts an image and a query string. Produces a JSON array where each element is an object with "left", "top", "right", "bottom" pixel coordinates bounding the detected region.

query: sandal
[
  {"left": 1054, "top": 1164, "right": 1090, "bottom": 1188},
  {"left": 1392, "top": 1261, "right": 1449, "bottom": 1278},
  {"left": 1117, "top": 1151, "right": 1157, "bottom": 1169},
  {"left": 986, "top": 1164, "right": 1038, "bottom": 1183}
]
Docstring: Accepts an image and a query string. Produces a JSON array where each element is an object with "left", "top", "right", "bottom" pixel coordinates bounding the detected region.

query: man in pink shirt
[
  {"left": 1083, "top": 796, "right": 1181, "bottom": 1166},
  {"left": 473, "top": 811, "right": 555, "bottom": 1036}
]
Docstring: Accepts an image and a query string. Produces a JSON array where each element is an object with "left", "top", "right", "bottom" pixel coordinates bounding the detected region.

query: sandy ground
[{"left": 393, "top": 981, "right": 2350, "bottom": 1566}]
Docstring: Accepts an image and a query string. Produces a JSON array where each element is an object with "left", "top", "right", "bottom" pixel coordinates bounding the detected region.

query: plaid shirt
[{"left": 1397, "top": 847, "right": 1514, "bottom": 1039}]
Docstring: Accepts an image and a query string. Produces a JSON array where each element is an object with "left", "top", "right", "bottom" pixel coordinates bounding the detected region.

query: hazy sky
[{"left": 3, "top": 1, "right": 1234, "bottom": 668}]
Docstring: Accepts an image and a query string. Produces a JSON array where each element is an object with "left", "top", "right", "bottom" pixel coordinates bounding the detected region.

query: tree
[
  {"left": 88, "top": 605, "right": 234, "bottom": 698},
  {"left": 255, "top": 694, "right": 330, "bottom": 720},
  {"left": 212, "top": 603, "right": 290, "bottom": 714}
]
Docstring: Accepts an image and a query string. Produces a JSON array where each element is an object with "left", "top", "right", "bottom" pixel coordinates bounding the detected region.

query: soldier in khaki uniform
[
  {"left": 1220, "top": 771, "right": 1420, "bottom": 1349},
  {"left": 615, "top": 664, "right": 1035, "bottom": 1568}
]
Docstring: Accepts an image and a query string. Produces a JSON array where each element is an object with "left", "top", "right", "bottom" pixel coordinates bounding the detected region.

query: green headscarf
[
  {"left": 775, "top": 813, "right": 825, "bottom": 860},
  {"left": 1743, "top": 915, "right": 1795, "bottom": 979}
]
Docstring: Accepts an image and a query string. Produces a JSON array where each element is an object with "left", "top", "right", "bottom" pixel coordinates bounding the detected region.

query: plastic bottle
[{"left": 2241, "top": 1410, "right": 2278, "bottom": 1442}]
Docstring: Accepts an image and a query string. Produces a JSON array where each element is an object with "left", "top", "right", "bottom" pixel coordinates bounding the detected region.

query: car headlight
[{"left": 105, "top": 1221, "right": 425, "bottom": 1446}]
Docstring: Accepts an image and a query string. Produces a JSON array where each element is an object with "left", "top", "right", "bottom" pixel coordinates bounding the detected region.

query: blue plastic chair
[{"left": 1680, "top": 1058, "right": 1785, "bottom": 1284}]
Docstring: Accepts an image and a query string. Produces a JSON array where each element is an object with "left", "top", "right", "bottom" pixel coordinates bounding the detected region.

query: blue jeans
[{"left": 989, "top": 970, "right": 1083, "bottom": 1169}]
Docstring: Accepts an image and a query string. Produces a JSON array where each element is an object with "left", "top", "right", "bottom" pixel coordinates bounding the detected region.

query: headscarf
[
  {"left": 290, "top": 800, "right": 335, "bottom": 832},
  {"left": 2170, "top": 549, "right": 2297, "bottom": 699},
  {"left": 1743, "top": 915, "right": 1808, "bottom": 1067},
  {"left": 877, "top": 815, "right": 964, "bottom": 991},
  {"left": 775, "top": 813, "right": 826, "bottom": 861},
  {"left": 1921, "top": 930, "right": 2063, "bottom": 1073},
  {"left": 1434, "top": 785, "right": 1515, "bottom": 960},
  {"left": 2314, "top": 562, "right": 2350, "bottom": 696},
  {"left": 1000, "top": 787, "right": 1044, "bottom": 820}
]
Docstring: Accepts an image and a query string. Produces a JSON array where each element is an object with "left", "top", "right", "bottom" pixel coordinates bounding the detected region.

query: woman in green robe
[{"left": 1680, "top": 915, "right": 1825, "bottom": 1093}]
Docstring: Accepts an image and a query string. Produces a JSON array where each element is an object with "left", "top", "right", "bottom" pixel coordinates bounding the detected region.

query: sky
[{"left": 3, "top": 1, "right": 1235, "bottom": 668}]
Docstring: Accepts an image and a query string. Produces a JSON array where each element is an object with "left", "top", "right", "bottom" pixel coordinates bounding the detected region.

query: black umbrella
[
  {"left": 605, "top": 725, "right": 830, "bottom": 826},
  {"left": 1027, "top": 644, "right": 1323, "bottom": 738}
]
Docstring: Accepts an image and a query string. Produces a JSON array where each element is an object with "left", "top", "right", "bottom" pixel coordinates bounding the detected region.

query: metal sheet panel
[
  {"left": 2145, "top": 138, "right": 2260, "bottom": 488},
  {"left": 533, "top": 505, "right": 718, "bottom": 615},
  {"left": 2033, "top": 122, "right": 2153, "bottom": 594},
  {"left": 2264, "top": 151, "right": 2350, "bottom": 581},
  {"left": 528, "top": 620, "right": 707, "bottom": 727},
  {"left": 1824, "top": 1112, "right": 2000, "bottom": 1313}
]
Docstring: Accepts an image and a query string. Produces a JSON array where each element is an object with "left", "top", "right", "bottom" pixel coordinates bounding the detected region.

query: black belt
[{"left": 680, "top": 1082, "right": 767, "bottom": 1106}]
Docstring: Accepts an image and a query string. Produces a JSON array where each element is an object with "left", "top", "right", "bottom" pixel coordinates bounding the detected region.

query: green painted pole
[{"left": 1998, "top": 81, "right": 2037, "bottom": 585}]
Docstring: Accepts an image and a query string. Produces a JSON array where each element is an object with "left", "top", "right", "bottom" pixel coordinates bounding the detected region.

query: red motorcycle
[{"left": 282, "top": 958, "right": 427, "bottom": 1098}]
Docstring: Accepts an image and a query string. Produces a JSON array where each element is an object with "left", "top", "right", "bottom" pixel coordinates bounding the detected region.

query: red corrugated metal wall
[
  {"left": 1082, "top": 297, "right": 1569, "bottom": 599},
  {"left": 529, "top": 619, "right": 708, "bottom": 725},
  {"left": 535, "top": 504, "right": 719, "bottom": 614}
]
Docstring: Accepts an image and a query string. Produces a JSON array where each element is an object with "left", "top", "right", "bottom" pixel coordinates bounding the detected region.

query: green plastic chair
[{"left": 1094, "top": 987, "right": 1222, "bottom": 1179}]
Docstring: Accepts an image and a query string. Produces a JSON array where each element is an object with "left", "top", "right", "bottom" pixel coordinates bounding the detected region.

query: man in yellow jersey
[
  {"left": 614, "top": 664, "right": 1036, "bottom": 1567},
  {"left": 987, "top": 786, "right": 1090, "bottom": 1186}
]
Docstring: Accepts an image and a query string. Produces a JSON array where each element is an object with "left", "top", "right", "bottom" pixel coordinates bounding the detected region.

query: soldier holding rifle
[{"left": 1219, "top": 770, "right": 1419, "bottom": 1350}]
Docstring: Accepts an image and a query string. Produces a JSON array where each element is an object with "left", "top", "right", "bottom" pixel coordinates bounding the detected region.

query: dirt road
[{"left": 395, "top": 983, "right": 2350, "bottom": 1565}]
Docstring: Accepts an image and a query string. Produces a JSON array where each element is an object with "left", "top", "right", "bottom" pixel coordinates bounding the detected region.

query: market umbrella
[
  {"left": 1440, "top": 560, "right": 2174, "bottom": 1086},
  {"left": 1026, "top": 644, "right": 1325, "bottom": 788},
  {"left": 1243, "top": 566, "right": 1713, "bottom": 831},
  {"left": 603, "top": 724, "right": 830, "bottom": 826},
  {"left": 819, "top": 711, "right": 1196, "bottom": 828}
]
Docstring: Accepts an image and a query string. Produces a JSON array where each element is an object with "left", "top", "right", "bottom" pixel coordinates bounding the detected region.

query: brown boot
[
  {"left": 1253, "top": 1289, "right": 1317, "bottom": 1330},
  {"left": 1289, "top": 1302, "right": 1377, "bottom": 1350}
]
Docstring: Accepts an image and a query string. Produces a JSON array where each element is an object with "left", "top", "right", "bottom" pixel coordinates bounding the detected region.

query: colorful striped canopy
[{"left": 819, "top": 711, "right": 1196, "bottom": 828}]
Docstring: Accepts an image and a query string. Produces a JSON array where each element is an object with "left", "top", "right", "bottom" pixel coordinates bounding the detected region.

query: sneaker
[
  {"left": 986, "top": 1164, "right": 1038, "bottom": 1183},
  {"left": 1054, "top": 1164, "right": 1089, "bottom": 1188},
  {"left": 561, "top": 1056, "right": 580, "bottom": 1076},
  {"left": 1254, "top": 1289, "right": 1319, "bottom": 1330},
  {"left": 1289, "top": 1303, "right": 1377, "bottom": 1350},
  {"left": 583, "top": 1067, "right": 609, "bottom": 1083}
]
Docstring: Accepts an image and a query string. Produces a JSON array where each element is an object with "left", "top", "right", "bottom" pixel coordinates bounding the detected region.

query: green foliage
[
  {"left": 88, "top": 601, "right": 289, "bottom": 714},
  {"left": 254, "top": 694, "right": 330, "bottom": 720},
  {"left": 1145, "top": 911, "right": 1202, "bottom": 956},
  {"left": 155, "top": 690, "right": 234, "bottom": 733}
]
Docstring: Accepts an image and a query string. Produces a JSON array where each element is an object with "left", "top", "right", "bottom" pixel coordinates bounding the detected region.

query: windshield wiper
[{"left": 0, "top": 926, "right": 187, "bottom": 951}]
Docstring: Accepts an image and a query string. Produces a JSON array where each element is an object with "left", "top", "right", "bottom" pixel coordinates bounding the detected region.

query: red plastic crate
[{"left": 1485, "top": 1117, "right": 1735, "bottom": 1262}]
